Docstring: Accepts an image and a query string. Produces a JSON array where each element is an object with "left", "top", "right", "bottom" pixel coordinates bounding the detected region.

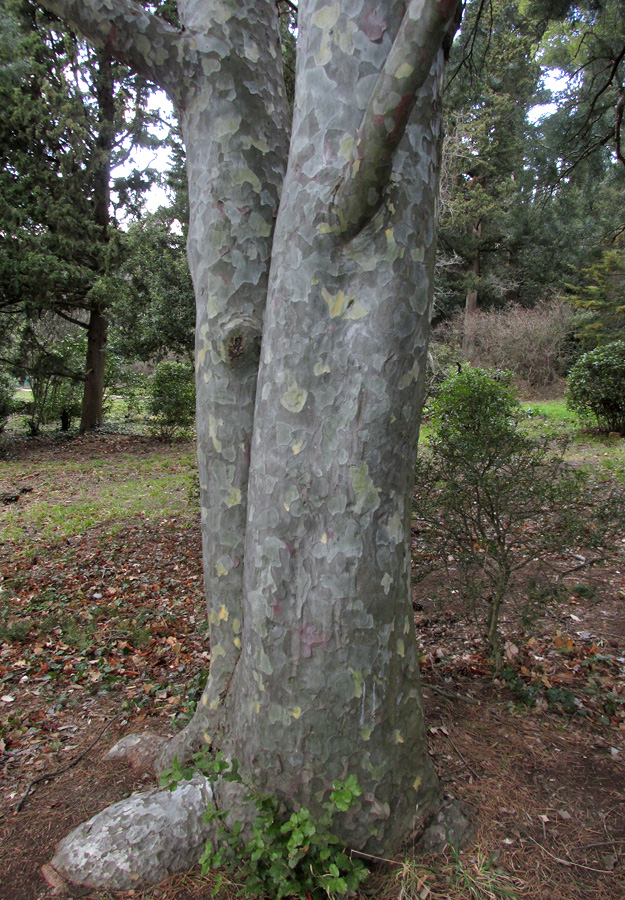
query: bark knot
[{"left": 221, "top": 317, "right": 262, "bottom": 370}]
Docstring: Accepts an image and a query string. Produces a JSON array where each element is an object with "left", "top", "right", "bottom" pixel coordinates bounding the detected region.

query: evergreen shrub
[
  {"left": 566, "top": 340, "right": 625, "bottom": 435},
  {"left": 148, "top": 360, "right": 196, "bottom": 439},
  {"left": 0, "top": 369, "right": 17, "bottom": 432},
  {"left": 413, "top": 367, "right": 623, "bottom": 661}
]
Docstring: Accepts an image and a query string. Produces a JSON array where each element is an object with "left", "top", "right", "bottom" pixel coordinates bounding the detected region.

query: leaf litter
[{"left": 0, "top": 431, "right": 624, "bottom": 900}]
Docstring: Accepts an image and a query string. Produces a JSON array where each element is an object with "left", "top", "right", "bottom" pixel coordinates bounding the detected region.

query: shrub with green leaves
[
  {"left": 428, "top": 366, "right": 523, "bottom": 460},
  {"left": 413, "top": 367, "right": 622, "bottom": 661},
  {"left": 0, "top": 368, "right": 17, "bottom": 432},
  {"left": 161, "top": 752, "right": 368, "bottom": 899},
  {"left": 110, "top": 367, "right": 150, "bottom": 422},
  {"left": 148, "top": 360, "right": 195, "bottom": 439},
  {"left": 566, "top": 340, "right": 625, "bottom": 434},
  {"left": 423, "top": 341, "right": 463, "bottom": 407},
  {"left": 27, "top": 332, "right": 85, "bottom": 433}
]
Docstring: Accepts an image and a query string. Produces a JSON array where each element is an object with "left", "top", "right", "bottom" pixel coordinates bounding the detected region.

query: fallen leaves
[
  {"left": 1, "top": 459, "right": 208, "bottom": 776},
  {"left": 416, "top": 592, "right": 625, "bottom": 725}
]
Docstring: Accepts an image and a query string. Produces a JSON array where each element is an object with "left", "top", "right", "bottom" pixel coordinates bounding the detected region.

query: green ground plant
[
  {"left": 161, "top": 753, "right": 368, "bottom": 899},
  {"left": 522, "top": 400, "right": 578, "bottom": 432}
]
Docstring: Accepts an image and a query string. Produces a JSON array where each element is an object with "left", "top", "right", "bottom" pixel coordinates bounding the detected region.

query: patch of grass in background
[
  {"left": 521, "top": 400, "right": 625, "bottom": 480},
  {"left": 1, "top": 448, "right": 198, "bottom": 546}
]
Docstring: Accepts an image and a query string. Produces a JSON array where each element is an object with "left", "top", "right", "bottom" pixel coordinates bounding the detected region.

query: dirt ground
[{"left": 1, "top": 434, "right": 624, "bottom": 900}]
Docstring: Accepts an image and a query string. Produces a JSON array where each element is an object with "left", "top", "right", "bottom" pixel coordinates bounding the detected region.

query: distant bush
[
  {"left": 148, "top": 360, "right": 196, "bottom": 439},
  {"left": 440, "top": 300, "right": 576, "bottom": 390},
  {"left": 113, "top": 368, "right": 150, "bottom": 422},
  {"left": 40, "top": 376, "right": 83, "bottom": 433},
  {"left": 0, "top": 369, "right": 17, "bottom": 432},
  {"left": 27, "top": 333, "right": 85, "bottom": 434},
  {"left": 566, "top": 341, "right": 625, "bottom": 435},
  {"left": 413, "top": 366, "right": 624, "bottom": 663}
]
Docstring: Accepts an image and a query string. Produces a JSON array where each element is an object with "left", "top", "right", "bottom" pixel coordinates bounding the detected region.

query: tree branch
[
  {"left": 616, "top": 83, "right": 625, "bottom": 167},
  {"left": 565, "top": 45, "right": 625, "bottom": 152},
  {"left": 331, "top": 0, "right": 462, "bottom": 238},
  {"left": 36, "top": 0, "right": 185, "bottom": 105},
  {"left": 54, "top": 309, "right": 89, "bottom": 329}
]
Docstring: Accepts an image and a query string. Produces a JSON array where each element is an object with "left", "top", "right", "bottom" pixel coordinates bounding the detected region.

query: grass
[
  {"left": 377, "top": 850, "right": 525, "bottom": 900},
  {"left": 1, "top": 448, "right": 197, "bottom": 545},
  {"left": 522, "top": 399, "right": 576, "bottom": 424},
  {"left": 519, "top": 400, "right": 625, "bottom": 480},
  {"left": 422, "top": 398, "right": 625, "bottom": 480}
]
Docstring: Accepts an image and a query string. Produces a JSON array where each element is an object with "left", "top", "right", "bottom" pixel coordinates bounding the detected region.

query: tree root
[{"left": 49, "top": 773, "right": 216, "bottom": 890}]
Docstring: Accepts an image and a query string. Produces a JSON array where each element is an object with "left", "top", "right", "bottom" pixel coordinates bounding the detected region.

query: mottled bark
[
  {"left": 37, "top": 0, "right": 462, "bottom": 872},
  {"left": 220, "top": 3, "right": 444, "bottom": 851},
  {"left": 38, "top": 0, "right": 289, "bottom": 740},
  {"left": 332, "top": 0, "right": 459, "bottom": 236},
  {"left": 165, "top": 0, "right": 290, "bottom": 760}
]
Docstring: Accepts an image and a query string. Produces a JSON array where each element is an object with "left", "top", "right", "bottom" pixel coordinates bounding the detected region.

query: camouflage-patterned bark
[
  {"left": 40, "top": 0, "right": 289, "bottom": 750},
  {"left": 166, "top": 0, "right": 290, "bottom": 759},
  {"left": 220, "top": 0, "right": 446, "bottom": 851},
  {"left": 38, "top": 0, "right": 459, "bottom": 857}
]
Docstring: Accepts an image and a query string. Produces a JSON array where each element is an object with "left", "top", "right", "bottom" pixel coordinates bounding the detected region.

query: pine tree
[
  {"left": 0, "top": 0, "right": 165, "bottom": 429},
  {"left": 437, "top": 0, "right": 541, "bottom": 340}
]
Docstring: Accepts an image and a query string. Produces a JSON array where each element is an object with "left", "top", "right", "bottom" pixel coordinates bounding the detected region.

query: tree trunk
[
  {"left": 171, "top": 0, "right": 445, "bottom": 853},
  {"left": 36, "top": 0, "right": 464, "bottom": 881},
  {"left": 80, "top": 51, "right": 114, "bottom": 433},
  {"left": 462, "top": 227, "right": 480, "bottom": 358},
  {"left": 79, "top": 305, "right": 108, "bottom": 431},
  {"left": 157, "top": 0, "right": 291, "bottom": 766}
]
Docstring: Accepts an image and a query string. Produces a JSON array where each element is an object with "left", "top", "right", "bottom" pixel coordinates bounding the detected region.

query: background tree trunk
[
  {"left": 80, "top": 51, "right": 114, "bottom": 432},
  {"left": 80, "top": 305, "right": 108, "bottom": 431},
  {"left": 462, "top": 226, "right": 481, "bottom": 358}
]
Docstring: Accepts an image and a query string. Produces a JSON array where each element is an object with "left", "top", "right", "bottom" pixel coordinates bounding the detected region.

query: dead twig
[
  {"left": 16, "top": 716, "right": 117, "bottom": 813},
  {"left": 441, "top": 729, "right": 480, "bottom": 779},
  {"left": 526, "top": 834, "right": 617, "bottom": 874},
  {"left": 427, "top": 685, "right": 482, "bottom": 705},
  {"left": 349, "top": 849, "right": 404, "bottom": 867}
]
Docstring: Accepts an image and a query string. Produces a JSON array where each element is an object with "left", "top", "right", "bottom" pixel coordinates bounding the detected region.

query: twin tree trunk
[{"left": 41, "top": 0, "right": 460, "bottom": 856}]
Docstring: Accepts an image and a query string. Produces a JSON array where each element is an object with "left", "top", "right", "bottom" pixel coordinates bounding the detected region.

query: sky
[
  {"left": 112, "top": 89, "right": 176, "bottom": 217},
  {"left": 111, "top": 68, "right": 570, "bottom": 216}
]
